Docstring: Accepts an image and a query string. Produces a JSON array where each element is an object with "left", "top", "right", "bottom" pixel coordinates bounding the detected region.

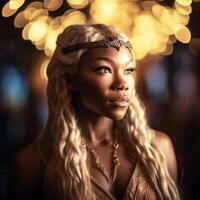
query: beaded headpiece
[{"left": 61, "top": 39, "right": 133, "bottom": 53}]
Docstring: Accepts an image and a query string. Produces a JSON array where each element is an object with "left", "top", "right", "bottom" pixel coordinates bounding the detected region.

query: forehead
[{"left": 80, "top": 47, "right": 135, "bottom": 66}]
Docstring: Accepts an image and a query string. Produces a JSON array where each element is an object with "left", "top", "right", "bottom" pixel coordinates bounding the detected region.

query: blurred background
[{"left": 0, "top": 0, "right": 200, "bottom": 199}]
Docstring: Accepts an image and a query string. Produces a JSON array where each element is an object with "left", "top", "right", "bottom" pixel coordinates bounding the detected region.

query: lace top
[
  {"left": 35, "top": 142, "right": 157, "bottom": 200},
  {"left": 91, "top": 162, "right": 157, "bottom": 200}
]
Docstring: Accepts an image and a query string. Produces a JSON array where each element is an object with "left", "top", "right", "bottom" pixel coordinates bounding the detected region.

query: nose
[{"left": 113, "top": 73, "right": 129, "bottom": 91}]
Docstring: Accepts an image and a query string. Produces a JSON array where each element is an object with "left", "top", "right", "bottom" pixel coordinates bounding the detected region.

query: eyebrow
[{"left": 93, "top": 56, "right": 135, "bottom": 67}]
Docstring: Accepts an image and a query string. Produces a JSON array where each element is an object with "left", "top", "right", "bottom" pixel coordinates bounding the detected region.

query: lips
[{"left": 109, "top": 96, "right": 129, "bottom": 107}]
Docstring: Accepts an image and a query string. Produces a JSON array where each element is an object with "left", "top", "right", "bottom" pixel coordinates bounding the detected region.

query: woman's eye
[
  {"left": 95, "top": 66, "right": 111, "bottom": 74},
  {"left": 124, "top": 68, "right": 135, "bottom": 75}
]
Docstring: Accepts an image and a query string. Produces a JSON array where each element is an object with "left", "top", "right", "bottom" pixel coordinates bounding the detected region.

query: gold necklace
[{"left": 83, "top": 139, "right": 120, "bottom": 184}]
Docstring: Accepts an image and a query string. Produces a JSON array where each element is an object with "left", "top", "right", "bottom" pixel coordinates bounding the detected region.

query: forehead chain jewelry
[
  {"left": 82, "top": 138, "right": 120, "bottom": 184},
  {"left": 61, "top": 39, "right": 133, "bottom": 54}
]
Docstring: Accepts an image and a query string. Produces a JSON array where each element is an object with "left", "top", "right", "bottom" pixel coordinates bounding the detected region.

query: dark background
[{"left": 0, "top": 1, "right": 200, "bottom": 200}]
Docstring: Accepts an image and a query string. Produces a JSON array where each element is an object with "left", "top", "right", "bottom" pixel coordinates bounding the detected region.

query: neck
[
  {"left": 77, "top": 106, "right": 114, "bottom": 146},
  {"left": 80, "top": 118, "right": 114, "bottom": 145}
]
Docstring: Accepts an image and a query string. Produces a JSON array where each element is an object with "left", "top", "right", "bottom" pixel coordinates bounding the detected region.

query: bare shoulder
[
  {"left": 152, "top": 130, "right": 177, "bottom": 183},
  {"left": 7, "top": 143, "right": 46, "bottom": 200},
  {"left": 11, "top": 143, "right": 45, "bottom": 175}
]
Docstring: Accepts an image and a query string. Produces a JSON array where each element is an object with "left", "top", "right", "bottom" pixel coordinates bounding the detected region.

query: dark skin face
[{"left": 70, "top": 47, "right": 136, "bottom": 143}]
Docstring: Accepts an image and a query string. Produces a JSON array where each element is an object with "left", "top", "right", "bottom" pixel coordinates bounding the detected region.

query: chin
[{"left": 107, "top": 110, "right": 127, "bottom": 121}]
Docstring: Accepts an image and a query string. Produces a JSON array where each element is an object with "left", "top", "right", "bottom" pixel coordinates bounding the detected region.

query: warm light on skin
[
  {"left": 117, "top": 48, "right": 135, "bottom": 69},
  {"left": 75, "top": 47, "right": 136, "bottom": 120}
]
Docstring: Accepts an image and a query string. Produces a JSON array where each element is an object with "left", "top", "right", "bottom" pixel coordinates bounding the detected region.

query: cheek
[{"left": 77, "top": 76, "right": 110, "bottom": 101}]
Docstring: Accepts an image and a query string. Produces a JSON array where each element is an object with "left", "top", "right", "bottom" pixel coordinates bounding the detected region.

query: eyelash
[
  {"left": 95, "top": 66, "right": 135, "bottom": 75},
  {"left": 95, "top": 66, "right": 112, "bottom": 74},
  {"left": 124, "top": 68, "right": 135, "bottom": 75}
]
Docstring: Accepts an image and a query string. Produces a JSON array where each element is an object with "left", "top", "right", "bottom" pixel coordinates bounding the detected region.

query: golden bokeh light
[
  {"left": 90, "top": 0, "right": 140, "bottom": 37},
  {"left": 131, "top": 35, "right": 151, "bottom": 59},
  {"left": 35, "top": 39, "right": 46, "bottom": 51},
  {"left": 9, "top": 0, "right": 25, "bottom": 10},
  {"left": 142, "top": 1, "right": 156, "bottom": 11},
  {"left": 44, "top": 29, "right": 63, "bottom": 57},
  {"left": 152, "top": 4, "right": 169, "bottom": 19},
  {"left": 40, "top": 58, "right": 50, "bottom": 80},
  {"left": 28, "top": 20, "right": 48, "bottom": 42},
  {"left": 14, "top": 11, "right": 29, "bottom": 28},
  {"left": 176, "top": 0, "right": 192, "bottom": 6},
  {"left": 61, "top": 10, "right": 86, "bottom": 28},
  {"left": 90, "top": 0, "right": 118, "bottom": 23},
  {"left": 132, "top": 13, "right": 168, "bottom": 55},
  {"left": 49, "top": 16, "right": 62, "bottom": 30},
  {"left": 176, "top": 12, "right": 190, "bottom": 25},
  {"left": 163, "top": 44, "right": 174, "bottom": 55},
  {"left": 2, "top": 2, "right": 18, "bottom": 17},
  {"left": 169, "top": 35, "right": 177, "bottom": 44},
  {"left": 22, "top": 22, "right": 34, "bottom": 40},
  {"left": 67, "top": 0, "right": 90, "bottom": 9},
  {"left": 24, "top": 7, "right": 37, "bottom": 19},
  {"left": 1, "top": 0, "right": 196, "bottom": 60},
  {"left": 175, "top": 25, "right": 191, "bottom": 43},
  {"left": 27, "top": 1, "right": 44, "bottom": 9},
  {"left": 44, "top": 0, "right": 64, "bottom": 11},
  {"left": 175, "top": 1, "right": 192, "bottom": 15},
  {"left": 29, "top": 9, "right": 49, "bottom": 21}
]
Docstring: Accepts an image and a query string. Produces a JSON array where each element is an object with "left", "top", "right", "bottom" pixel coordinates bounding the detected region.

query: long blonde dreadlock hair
[{"left": 38, "top": 24, "right": 179, "bottom": 200}]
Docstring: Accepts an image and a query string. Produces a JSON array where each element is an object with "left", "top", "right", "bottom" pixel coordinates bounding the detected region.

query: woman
[{"left": 7, "top": 24, "right": 180, "bottom": 200}]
